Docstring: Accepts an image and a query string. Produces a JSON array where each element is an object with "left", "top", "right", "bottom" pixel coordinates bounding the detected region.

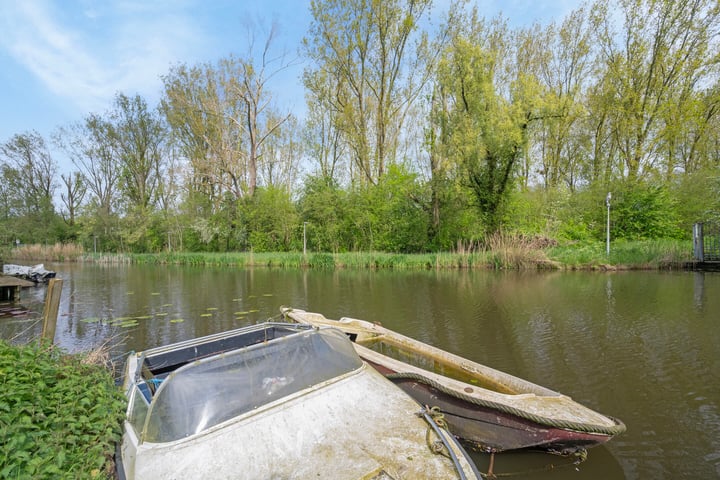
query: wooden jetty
[{"left": 0, "top": 275, "right": 35, "bottom": 302}]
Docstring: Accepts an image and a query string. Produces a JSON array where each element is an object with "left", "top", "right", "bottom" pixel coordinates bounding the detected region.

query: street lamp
[{"left": 606, "top": 192, "right": 612, "bottom": 256}]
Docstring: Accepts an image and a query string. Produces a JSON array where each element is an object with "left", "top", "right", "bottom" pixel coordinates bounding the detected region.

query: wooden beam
[{"left": 41, "top": 278, "right": 63, "bottom": 344}]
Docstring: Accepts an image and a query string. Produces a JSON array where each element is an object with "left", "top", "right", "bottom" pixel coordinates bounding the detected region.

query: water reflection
[
  {"left": 2, "top": 265, "right": 719, "bottom": 478},
  {"left": 468, "top": 446, "right": 625, "bottom": 479}
]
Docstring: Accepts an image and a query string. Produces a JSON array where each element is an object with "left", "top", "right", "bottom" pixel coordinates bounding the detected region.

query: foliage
[
  {"left": 4, "top": 0, "right": 720, "bottom": 255},
  {"left": 303, "top": 0, "right": 433, "bottom": 184},
  {"left": 356, "top": 165, "right": 430, "bottom": 253},
  {"left": 241, "top": 187, "right": 298, "bottom": 252},
  {"left": 297, "top": 175, "right": 349, "bottom": 253},
  {"left": 611, "top": 182, "right": 684, "bottom": 240},
  {"left": 0, "top": 341, "right": 126, "bottom": 479},
  {"left": 547, "top": 238, "right": 691, "bottom": 268}
]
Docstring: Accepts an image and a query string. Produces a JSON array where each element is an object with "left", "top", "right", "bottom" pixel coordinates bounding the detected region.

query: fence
[{"left": 693, "top": 223, "right": 720, "bottom": 262}]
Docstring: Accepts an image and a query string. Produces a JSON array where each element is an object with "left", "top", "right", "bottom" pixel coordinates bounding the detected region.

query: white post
[
  {"left": 303, "top": 222, "right": 308, "bottom": 256},
  {"left": 606, "top": 192, "right": 612, "bottom": 256}
]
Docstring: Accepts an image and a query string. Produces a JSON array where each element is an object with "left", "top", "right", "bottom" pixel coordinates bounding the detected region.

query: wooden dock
[{"left": 0, "top": 275, "right": 35, "bottom": 302}]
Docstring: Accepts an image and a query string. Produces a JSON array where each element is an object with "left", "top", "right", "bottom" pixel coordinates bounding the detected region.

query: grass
[
  {"left": 547, "top": 238, "right": 692, "bottom": 269},
  {"left": 10, "top": 238, "right": 694, "bottom": 271},
  {"left": 0, "top": 340, "right": 126, "bottom": 479}
]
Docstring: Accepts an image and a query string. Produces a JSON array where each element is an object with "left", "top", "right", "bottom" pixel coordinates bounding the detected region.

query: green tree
[
  {"left": 590, "top": 0, "right": 720, "bottom": 181},
  {"left": 303, "top": 0, "right": 433, "bottom": 184},
  {"left": 297, "top": 175, "right": 349, "bottom": 252},
  {"left": 55, "top": 114, "right": 121, "bottom": 249},
  {"left": 0, "top": 131, "right": 61, "bottom": 243},
  {"left": 241, "top": 186, "right": 298, "bottom": 252},
  {"left": 435, "top": 9, "right": 541, "bottom": 234}
]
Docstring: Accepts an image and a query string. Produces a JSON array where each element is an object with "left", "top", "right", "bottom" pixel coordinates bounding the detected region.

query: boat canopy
[{"left": 133, "top": 327, "right": 363, "bottom": 443}]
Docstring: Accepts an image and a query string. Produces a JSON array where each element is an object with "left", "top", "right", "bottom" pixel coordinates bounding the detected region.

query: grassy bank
[
  {"left": 10, "top": 237, "right": 692, "bottom": 270},
  {"left": 547, "top": 238, "right": 691, "bottom": 270},
  {"left": 0, "top": 341, "right": 126, "bottom": 479}
]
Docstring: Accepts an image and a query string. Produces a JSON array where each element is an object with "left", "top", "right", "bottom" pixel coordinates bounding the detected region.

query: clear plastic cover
[{"left": 141, "top": 327, "right": 362, "bottom": 443}]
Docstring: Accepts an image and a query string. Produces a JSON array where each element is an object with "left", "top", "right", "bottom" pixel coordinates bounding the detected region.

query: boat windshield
[{"left": 141, "top": 327, "right": 362, "bottom": 443}]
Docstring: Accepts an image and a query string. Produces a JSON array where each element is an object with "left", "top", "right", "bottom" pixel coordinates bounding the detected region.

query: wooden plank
[{"left": 41, "top": 278, "right": 63, "bottom": 344}]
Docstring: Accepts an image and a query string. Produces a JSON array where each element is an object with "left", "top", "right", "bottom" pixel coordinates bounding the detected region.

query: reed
[
  {"left": 72, "top": 238, "right": 692, "bottom": 271},
  {"left": 11, "top": 243, "right": 85, "bottom": 262},
  {"left": 484, "top": 232, "right": 554, "bottom": 269}
]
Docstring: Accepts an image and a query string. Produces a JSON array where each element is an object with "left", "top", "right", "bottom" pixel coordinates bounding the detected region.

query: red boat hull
[{"left": 373, "top": 363, "right": 615, "bottom": 454}]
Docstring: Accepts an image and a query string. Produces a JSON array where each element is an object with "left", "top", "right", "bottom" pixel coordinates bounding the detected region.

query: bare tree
[{"left": 60, "top": 172, "right": 86, "bottom": 226}]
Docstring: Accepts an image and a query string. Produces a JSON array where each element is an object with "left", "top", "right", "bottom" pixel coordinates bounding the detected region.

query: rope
[
  {"left": 417, "top": 406, "right": 478, "bottom": 480},
  {"left": 388, "top": 372, "right": 626, "bottom": 436},
  {"left": 423, "top": 406, "right": 451, "bottom": 458}
]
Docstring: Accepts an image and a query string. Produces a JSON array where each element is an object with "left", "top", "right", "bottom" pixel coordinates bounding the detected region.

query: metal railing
[{"left": 694, "top": 223, "right": 720, "bottom": 261}]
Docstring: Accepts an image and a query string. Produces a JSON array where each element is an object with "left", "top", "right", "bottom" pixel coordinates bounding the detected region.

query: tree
[
  {"left": 0, "top": 132, "right": 60, "bottom": 242},
  {"left": 435, "top": 9, "right": 541, "bottom": 234},
  {"left": 303, "top": 0, "right": 433, "bottom": 184},
  {"left": 108, "top": 93, "right": 166, "bottom": 214},
  {"left": 59, "top": 172, "right": 86, "bottom": 226},
  {"left": 520, "top": 7, "right": 594, "bottom": 190},
  {"left": 55, "top": 116, "right": 120, "bottom": 221},
  {"left": 590, "top": 0, "right": 720, "bottom": 181},
  {"left": 0, "top": 131, "right": 57, "bottom": 216}
]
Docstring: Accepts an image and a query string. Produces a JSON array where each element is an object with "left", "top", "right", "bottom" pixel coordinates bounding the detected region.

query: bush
[
  {"left": 0, "top": 341, "right": 126, "bottom": 479},
  {"left": 612, "top": 183, "right": 683, "bottom": 240}
]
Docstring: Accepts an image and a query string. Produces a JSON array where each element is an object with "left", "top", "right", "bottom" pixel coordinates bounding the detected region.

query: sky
[{"left": 0, "top": 0, "right": 580, "bottom": 174}]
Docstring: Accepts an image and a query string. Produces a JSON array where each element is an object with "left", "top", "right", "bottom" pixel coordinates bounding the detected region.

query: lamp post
[
  {"left": 303, "top": 222, "right": 308, "bottom": 256},
  {"left": 606, "top": 192, "right": 612, "bottom": 256}
]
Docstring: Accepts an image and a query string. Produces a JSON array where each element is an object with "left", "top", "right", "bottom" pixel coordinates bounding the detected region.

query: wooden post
[{"left": 41, "top": 278, "right": 63, "bottom": 343}]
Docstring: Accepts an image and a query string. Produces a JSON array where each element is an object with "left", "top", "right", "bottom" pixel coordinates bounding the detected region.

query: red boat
[{"left": 282, "top": 308, "right": 626, "bottom": 455}]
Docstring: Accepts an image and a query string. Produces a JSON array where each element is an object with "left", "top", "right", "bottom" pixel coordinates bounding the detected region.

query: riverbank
[
  {"left": 0, "top": 340, "right": 125, "bottom": 479},
  {"left": 7, "top": 238, "right": 692, "bottom": 270}
]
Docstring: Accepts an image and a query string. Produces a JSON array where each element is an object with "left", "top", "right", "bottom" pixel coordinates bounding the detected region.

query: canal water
[{"left": 2, "top": 263, "right": 718, "bottom": 479}]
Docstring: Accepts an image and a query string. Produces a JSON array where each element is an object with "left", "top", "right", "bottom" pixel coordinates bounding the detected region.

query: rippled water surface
[{"left": 3, "top": 263, "right": 718, "bottom": 479}]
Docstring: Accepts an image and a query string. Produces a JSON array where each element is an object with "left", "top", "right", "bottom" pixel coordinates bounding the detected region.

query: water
[{"left": 2, "top": 263, "right": 719, "bottom": 479}]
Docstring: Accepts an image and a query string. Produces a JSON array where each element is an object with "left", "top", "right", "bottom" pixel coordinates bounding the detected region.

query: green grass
[
  {"left": 0, "top": 341, "right": 126, "bottom": 479},
  {"left": 547, "top": 239, "right": 692, "bottom": 269},
  {"left": 73, "top": 239, "right": 694, "bottom": 270}
]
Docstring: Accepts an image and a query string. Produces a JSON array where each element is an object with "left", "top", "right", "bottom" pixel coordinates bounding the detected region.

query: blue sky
[{"left": 0, "top": 0, "right": 579, "bottom": 173}]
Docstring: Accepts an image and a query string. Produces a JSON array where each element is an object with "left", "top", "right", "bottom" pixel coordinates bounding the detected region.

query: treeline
[{"left": 1, "top": 0, "right": 719, "bottom": 254}]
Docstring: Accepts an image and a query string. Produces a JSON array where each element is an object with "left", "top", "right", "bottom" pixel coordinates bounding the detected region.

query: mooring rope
[
  {"left": 389, "top": 372, "right": 626, "bottom": 436},
  {"left": 418, "top": 406, "right": 483, "bottom": 480}
]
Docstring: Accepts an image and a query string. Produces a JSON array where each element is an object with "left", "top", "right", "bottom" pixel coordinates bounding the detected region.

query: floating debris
[
  {"left": 200, "top": 313, "right": 212, "bottom": 317},
  {"left": 206, "top": 307, "right": 218, "bottom": 311},
  {"left": 170, "top": 318, "right": 184, "bottom": 324},
  {"left": 155, "top": 312, "right": 168, "bottom": 317}
]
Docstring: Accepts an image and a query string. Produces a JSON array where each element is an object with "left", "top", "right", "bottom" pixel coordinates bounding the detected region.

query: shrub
[{"left": 0, "top": 341, "right": 126, "bottom": 479}]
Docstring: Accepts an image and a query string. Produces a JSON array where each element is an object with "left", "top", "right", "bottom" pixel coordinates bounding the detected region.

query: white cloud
[{"left": 0, "top": 0, "right": 208, "bottom": 115}]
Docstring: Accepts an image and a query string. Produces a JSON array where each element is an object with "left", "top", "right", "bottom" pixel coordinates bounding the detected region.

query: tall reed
[
  {"left": 10, "top": 243, "right": 85, "bottom": 262},
  {"left": 485, "top": 232, "right": 553, "bottom": 269}
]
